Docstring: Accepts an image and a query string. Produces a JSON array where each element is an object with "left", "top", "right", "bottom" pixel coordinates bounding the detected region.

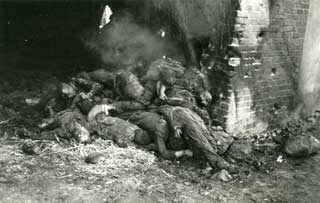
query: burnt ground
[{"left": 0, "top": 62, "right": 320, "bottom": 203}]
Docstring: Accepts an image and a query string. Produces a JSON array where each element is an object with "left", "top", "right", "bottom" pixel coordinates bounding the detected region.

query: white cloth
[{"left": 99, "top": 5, "right": 113, "bottom": 29}]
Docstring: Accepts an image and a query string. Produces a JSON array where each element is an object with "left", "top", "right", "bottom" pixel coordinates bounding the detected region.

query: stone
[
  {"left": 85, "top": 152, "right": 105, "bottom": 164},
  {"left": 284, "top": 134, "right": 320, "bottom": 157},
  {"left": 21, "top": 141, "right": 42, "bottom": 155},
  {"left": 228, "top": 57, "right": 241, "bottom": 67},
  {"left": 227, "top": 140, "right": 253, "bottom": 160},
  {"left": 306, "top": 115, "right": 317, "bottom": 123},
  {"left": 218, "top": 169, "right": 233, "bottom": 182},
  {"left": 276, "top": 155, "right": 284, "bottom": 163}
]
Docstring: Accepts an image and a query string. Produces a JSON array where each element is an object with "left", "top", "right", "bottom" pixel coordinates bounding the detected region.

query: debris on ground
[
  {"left": 21, "top": 140, "right": 42, "bottom": 155},
  {"left": 217, "top": 169, "right": 233, "bottom": 182},
  {"left": 284, "top": 133, "right": 320, "bottom": 157},
  {"left": 85, "top": 152, "right": 105, "bottom": 164},
  {"left": 276, "top": 155, "right": 284, "bottom": 163},
  {"left": 227, "top": 140, "right": 253, "bottom": 161}
]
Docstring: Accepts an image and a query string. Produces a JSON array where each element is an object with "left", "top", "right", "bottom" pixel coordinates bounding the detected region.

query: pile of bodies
[{"left": 31, "top": 58, "right": 235, "bottom": 171}]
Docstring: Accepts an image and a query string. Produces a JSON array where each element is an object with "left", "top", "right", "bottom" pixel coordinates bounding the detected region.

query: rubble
[
  {"left": 85, "top": 152, "right": 105, "bottom": 164},
  {"left": 227, "top": 140, "right": 253, "bottom": 161},
  {"left": 284, "top": 133, "right": 320, "bottom": 157},
  {"left": 217, "top": 169, "right": 233, "bottom": 182},
  {"left": 21, "top": 141, "right": 42, "bottom": 155},
  {"left": 276, "top": 155, "right": 284, "bottom": 163},
  {"left": 269, "top": 108, "right": 320, "bottom": 158}
]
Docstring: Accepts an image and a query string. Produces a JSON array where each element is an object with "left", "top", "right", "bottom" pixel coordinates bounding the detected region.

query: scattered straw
[{"left": 40, "top": 139, "right": 157, "bottom": 177}]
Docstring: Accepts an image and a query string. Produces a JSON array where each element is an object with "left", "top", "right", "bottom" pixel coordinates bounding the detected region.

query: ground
[
  {"left": 0, "top": 138, "right": 319, "bottom": 203},
  {"left": 0, "top": 61, "right": 319, "bottom": 203}
]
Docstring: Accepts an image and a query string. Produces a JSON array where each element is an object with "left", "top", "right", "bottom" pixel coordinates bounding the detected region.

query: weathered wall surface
[
  {"left": 299, "top": 0, "right": 320, "bottom": 114},
  {"left": 221, "top": 0, "right": 310, "bottom": 134}
]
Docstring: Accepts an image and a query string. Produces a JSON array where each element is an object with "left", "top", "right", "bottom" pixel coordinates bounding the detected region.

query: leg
[
  {"left": 185, "top": 128, "right": 230, "bottom": 170},
  {"left": 201, "top": 148, "right": 230, "bottom": 170}
]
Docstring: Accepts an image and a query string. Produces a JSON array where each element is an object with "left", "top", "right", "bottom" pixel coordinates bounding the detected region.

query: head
[
  {"left": 200, "top": 91, "right": 212, "bottom": 107},
  {"left": 59, "top": 82, "right": 76, "bottom": 99},
  {"left": 134, "top": 129, "right": 151, "bottom": 146},
  {"left": 208, "top": 42, "right": 215, "bottom": 51},
  {"left": 71, "top": 121, "right": 90, "bottom": 143}
]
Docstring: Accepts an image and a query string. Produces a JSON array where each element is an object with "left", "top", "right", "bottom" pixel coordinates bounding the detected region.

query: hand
[
  {"left": 159, "top": 93, "right": 168, "bottom": 101},
  {"left": 174, "top": 127, "right": 182, "bottom": 139},
  {"left": 183, "top": 149, "right": 193, "bottom": 157},
  {"left": 79, "top": 92, "right": 92, "bottom": 100},
  {"left": 38, "top": 122, "right": 48, "bottom": 129},
  {"left": 38, "top": 118, "right": 55, "bottom": 129},
  {"left": 157, "top": 81, "right": 167, "bottom": 101},
  {"left": 174, "top": 150, "right": 183, "bottom": 158},
  {"left": 87, "top": 104, "right": 116, "bottom": 122}
]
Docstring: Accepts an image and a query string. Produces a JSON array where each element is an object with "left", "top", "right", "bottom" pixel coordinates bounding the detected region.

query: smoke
[
  {"left": 299, "top": 0, "right": 320, "bottom": 114},
  {"left": 85, "top": 11, "right": 183, "bottom": 71}
]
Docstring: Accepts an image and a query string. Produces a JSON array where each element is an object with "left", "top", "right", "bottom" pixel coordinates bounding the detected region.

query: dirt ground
[
  {"left": 0, "top": 63, "right": 320, "bottom": 203},
  {"left": 0, "top": 137, "right": 319, "bottom": 203}
]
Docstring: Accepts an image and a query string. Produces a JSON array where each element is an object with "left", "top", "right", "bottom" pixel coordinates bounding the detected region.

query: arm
[
  {"left": 113, "top": 101, "right": 146, "bottom": 113},
  {"left": 38, "top": 117, "right": 59, "bottom": 130},
  {"left": 156, "top": 81, "right": 167, "bottom": 100}
]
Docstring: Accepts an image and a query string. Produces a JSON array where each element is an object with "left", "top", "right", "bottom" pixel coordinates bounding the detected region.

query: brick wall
[{"left": 218, "top": 0, "right": 310, "bottom": 134}]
